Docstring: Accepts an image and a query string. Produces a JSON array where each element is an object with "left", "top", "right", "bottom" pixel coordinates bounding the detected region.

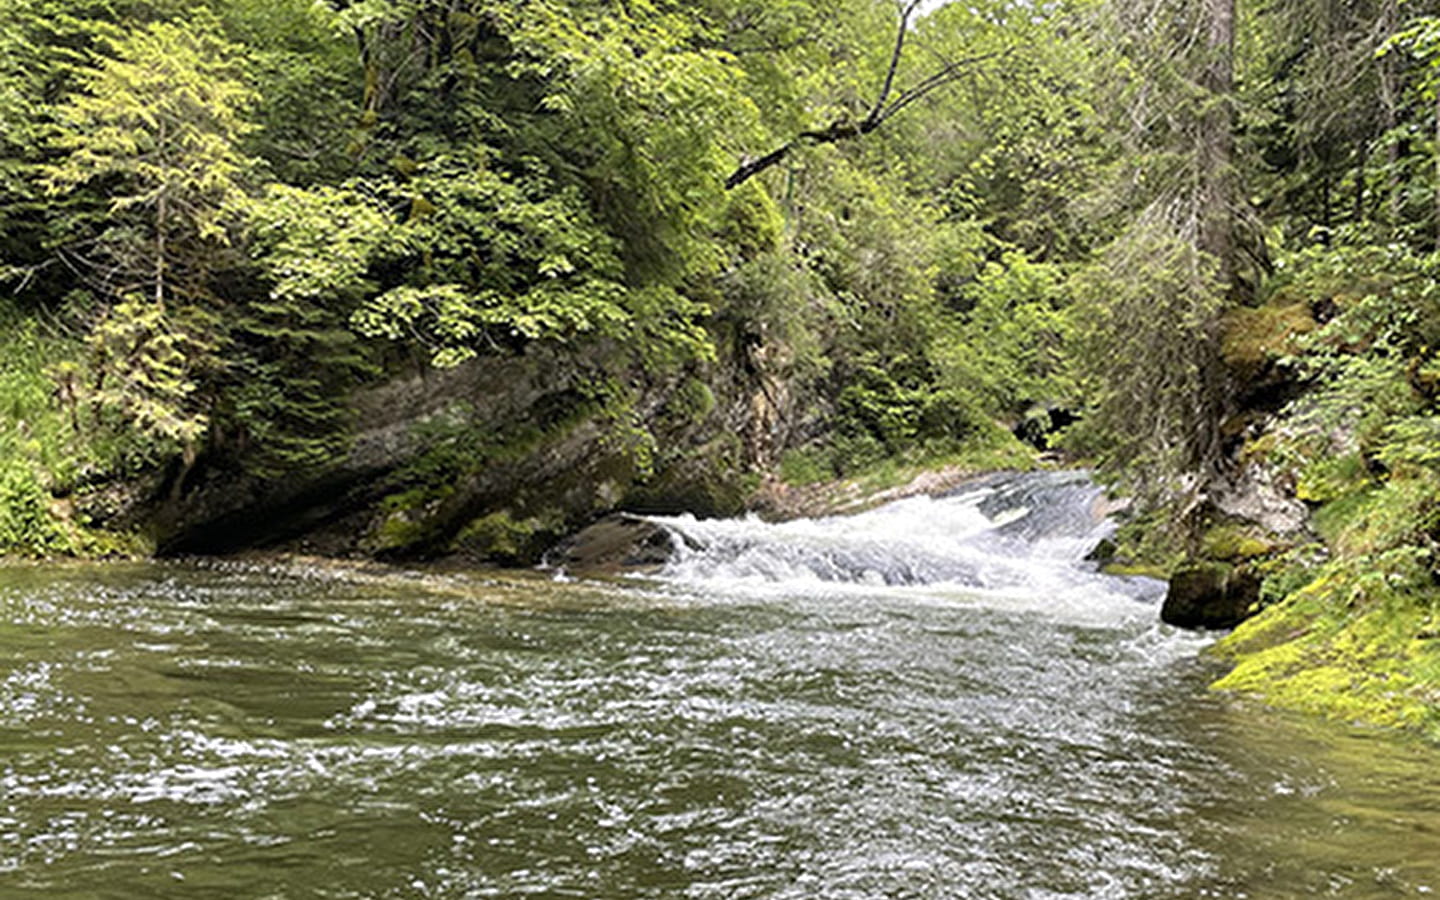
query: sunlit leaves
[
  {"left": 249, "top": 182, "right": 395, "bottom": 307},
  {"left": 39, "top": 12, "right": 259, "bottom": 457}
]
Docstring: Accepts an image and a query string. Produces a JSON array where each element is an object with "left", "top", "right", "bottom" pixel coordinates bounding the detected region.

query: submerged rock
[
  {"left": 547, "top": 515, "right": 678, "bottom": 575},
  {"left": 1162, "top": 562, "right": 1261, "bottom": 630}
]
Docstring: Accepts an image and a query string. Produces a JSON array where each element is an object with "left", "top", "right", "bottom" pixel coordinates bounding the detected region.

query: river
[{"left": 2, "top": 471, "right": 1439, "bottom": 897}]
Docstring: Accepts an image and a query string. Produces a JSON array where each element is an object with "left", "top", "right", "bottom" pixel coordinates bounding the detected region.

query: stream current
[{"left": 3, "top": 471, "right": 1440, "bottom": 897}]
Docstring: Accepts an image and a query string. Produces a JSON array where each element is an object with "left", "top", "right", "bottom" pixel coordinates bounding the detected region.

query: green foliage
[
  {"left": 349, "top": 156, "right": 632, "bottom": 365},
  {"left": 0, "top": 0, "right": 1293, "bottom": 571},
  {"left": 0, "top": 313, "right": 150, "bottom": 556},
  {"left": 0, "top": 466, "right": 71, "bottom": 556},
  {"left": 229, "top": 182, "right": 392, "bottom": 472},
  {"left": 80, "top": 298, "right": 219, "bottom": 463},
  {"left": 1213, "top": 239, "right": 1440, "bottom": 732},
  {"left": 1064, "top": 226, "right": 1226, "bottom": 498},
  {"left": 44, "top": 12, "right": 258, "bottom": 261},
  {"left": 934, "top": 249, "right": 1076, "bottom": 414},
  {"left": 219, "top": 0, "right": 361, "bottom": 185},
  {"left": 42, "top": 12, "right": 259, "bottom": 460},
  {"left": 836, "top": 355, "right": 985, "bottom": 453},
  {"left": 1259, "top": 244, "right": 1440, "bottom": 492}
]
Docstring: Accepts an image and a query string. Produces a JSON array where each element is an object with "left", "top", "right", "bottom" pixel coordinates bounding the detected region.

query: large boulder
[
  {"left": 546, "top": 515, "right": 680, "bottom": 576},
  {"left": 1161, "top": 561, "right": 1262, "bottom": 630}
]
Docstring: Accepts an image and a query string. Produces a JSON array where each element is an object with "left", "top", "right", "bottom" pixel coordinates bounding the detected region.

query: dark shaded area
[{"left": 1162, "top": 561, "right": 1261, "bottom": 630}]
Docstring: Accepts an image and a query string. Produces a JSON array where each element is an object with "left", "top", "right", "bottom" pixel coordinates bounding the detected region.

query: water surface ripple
[{"left": 2, "top": 474, "right": 1439, "bottom": 897}]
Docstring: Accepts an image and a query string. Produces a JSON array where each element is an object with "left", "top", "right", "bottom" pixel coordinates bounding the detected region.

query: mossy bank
[{"left": 1161, "top": 244, "right": 1440, "bottom": 739}]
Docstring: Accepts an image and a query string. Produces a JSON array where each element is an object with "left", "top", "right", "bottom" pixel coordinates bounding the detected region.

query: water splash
[{"left": 644, "top": 471, "right": 1156, "bottom": 606}]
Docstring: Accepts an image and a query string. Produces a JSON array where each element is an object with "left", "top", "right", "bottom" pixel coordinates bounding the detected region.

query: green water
[{"left": 1, "top": 559, "right": 1439, "bottom": 898}]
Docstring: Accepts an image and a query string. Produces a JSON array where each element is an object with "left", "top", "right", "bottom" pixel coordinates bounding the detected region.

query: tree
[
  {"left": 1380, "top": 12, "right": 1440, "bottom": 248},
  {"left": 45, "top": 12, "right": 257, "bottom": 309},
  {"left": 43, "top": 12, "right": 258, "bottom": 472},
  {"left": 1058, "top": 0, "right": 1242, "bottom": 503}
]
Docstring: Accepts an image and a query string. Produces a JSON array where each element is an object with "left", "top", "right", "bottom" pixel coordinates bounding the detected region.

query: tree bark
[
  {"left": 1197, "top": 0, "right": 1235, "bottom": 292},
  {"left": 1381, "top": 0, "right": 1401, "bottom": 227}
]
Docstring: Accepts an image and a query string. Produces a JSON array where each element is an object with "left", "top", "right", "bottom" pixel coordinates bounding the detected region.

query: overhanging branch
[{"left": 724, "top": 44, "right": 1009, "bottom": 190}]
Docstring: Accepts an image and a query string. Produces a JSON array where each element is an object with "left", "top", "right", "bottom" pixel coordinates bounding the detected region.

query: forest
[{"left": 7, "top": 0, "right": 1440, "bottom": 734}]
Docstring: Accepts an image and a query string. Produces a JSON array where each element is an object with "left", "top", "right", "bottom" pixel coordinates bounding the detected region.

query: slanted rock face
[
  {"left": 1211, "top": 462, "right": 1309, "bottom": 539},
  {"left": 1162, "top": 562, "right": 1262, "bottom": 630},
  {"left": 150, "top": 332, "right": 792, "bottom": 562}
]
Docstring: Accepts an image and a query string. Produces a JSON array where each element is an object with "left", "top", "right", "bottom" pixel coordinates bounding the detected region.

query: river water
[{"left": 2, "top": 471, "right": 1439, "bottom": 898}]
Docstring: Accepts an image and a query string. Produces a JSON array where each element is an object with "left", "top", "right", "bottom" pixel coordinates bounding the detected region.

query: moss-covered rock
[
  {"left": 1220, "top": 302, "right": 1316, "bottom": 374},
  {"left": 451, "top": 510, "right": 557, "bottom": 565},
  {"left": 1212, "top": 592, "right": 1440, "bottom": 737},
  {"left": 1162, "top": 561, "right": 1262, "bottom": 630},
  {"left": 1199, "top": 523, "right": 1277, "bottom": 561}
]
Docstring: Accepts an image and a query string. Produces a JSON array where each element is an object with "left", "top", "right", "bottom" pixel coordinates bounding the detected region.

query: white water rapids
[{"left": 641, "top": 470, "right": 1165, "bottom": 627}]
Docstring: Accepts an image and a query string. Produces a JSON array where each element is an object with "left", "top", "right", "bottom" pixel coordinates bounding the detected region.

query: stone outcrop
[
  {"left": 1162, "top": 561, "right": 1262, "bottom": 630},
  {"left": 545, "top": 515, "right": 680, "bottom": 576},
  {"left": 152, "top": 336, "right": 797, "bottom": 563}
]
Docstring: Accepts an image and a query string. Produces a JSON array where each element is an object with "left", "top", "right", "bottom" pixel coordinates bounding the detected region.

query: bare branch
[
  {"left": 875, "top": 50, "right": 1007, "bottom": 125},
  {"left": 724, "top": 42, "right": 1010, "bottom": 190},
  {"left": 866, "top": 0, "right": 924, "bottom": 128},
  {"left": 725, "top": 144, "right": 795, "bottom": 190}
]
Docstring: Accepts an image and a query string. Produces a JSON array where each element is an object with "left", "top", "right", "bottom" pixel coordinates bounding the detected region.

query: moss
[
  {"left": 631, "top": 433, "right": 753, "bottom": 517},
  {"left": 1100, "top": 562, "right": 1169, "bottom": 579},
  {"left": 1296, "top": 451, "right": 1372, "bottom": 503},
  {"left": 1211, "top": 555, "right": 1440, "bottom": 739},
  {"left": 668, "top": 377, "right": 717, "bottom": 424},
  {"left": 1220, "top": 301, "right": 1316, "bottom": 371},
  {"left": 452, "top": 510, "right": 553, "bottom": 564},
  {"left": 1200, "top": 523, "right": 1276, "bottom": 560},
  {"left": 1308, "top": 474, "right": 1440, "bottom": 556},
  {"left": 1105, "top": 504, "right": 1188, "bottom": 576},
  {"left": 1213, "top": 604, "right": 1440, "bottom": 734},
  {"left": 779, "top": 449, "right": 832, "bottom": 487}
]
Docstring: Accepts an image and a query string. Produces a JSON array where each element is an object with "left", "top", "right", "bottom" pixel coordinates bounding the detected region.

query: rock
[
  {"left": 1161, "top": 561, "right": 1262, "bottom": 630},
  {"left": 1211, "top": 462, "right": 1309, "bottom": 538},
  {"left": 546, "top": 515, "right": 679, "bottom": 575},
  {"left": 1085, "top": 537, "right": 1118, "bottom": 563},
  {"left": 151, "top": 339, "right": 771, "bottom": 561}
]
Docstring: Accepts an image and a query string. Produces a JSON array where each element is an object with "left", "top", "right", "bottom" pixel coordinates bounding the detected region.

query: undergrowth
[
  {"left": 1209, "top": 242, "right": 1440, "bottom": 737},
  {"left": 0, "top": 311, "right": 147, "bottom": 557}
]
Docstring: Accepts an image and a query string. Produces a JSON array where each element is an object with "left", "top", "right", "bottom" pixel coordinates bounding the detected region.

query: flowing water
[{"left": 3, "top": 471, "right": 1440, "bottom": 898}]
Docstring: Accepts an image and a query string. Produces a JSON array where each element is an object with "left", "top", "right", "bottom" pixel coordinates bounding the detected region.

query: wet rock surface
[
  {"left": 1162, "top": 561, "right": 1262, "bottom": 630},
  {"left": 547, "top": 515, "right": 680, "bottom": 575}
]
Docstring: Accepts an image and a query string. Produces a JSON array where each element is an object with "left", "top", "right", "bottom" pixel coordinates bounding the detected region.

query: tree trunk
[
  {"left": 1190, "top": 0, "right": 1236, "bottom": 478},
  {"left": 1381, "top": 0, "right": 1401, "bottom": 227},
  {"left": 1197, "top": 0, "right": 1235, "bottom": 293},
  {"left": 154, "top": 117, "right": 167, "bottom": 310}
]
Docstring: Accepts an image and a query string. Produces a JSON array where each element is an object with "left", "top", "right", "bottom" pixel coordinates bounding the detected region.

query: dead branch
[{"left": 724, "top": 0, "right": 1013, "bottom": 190}]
